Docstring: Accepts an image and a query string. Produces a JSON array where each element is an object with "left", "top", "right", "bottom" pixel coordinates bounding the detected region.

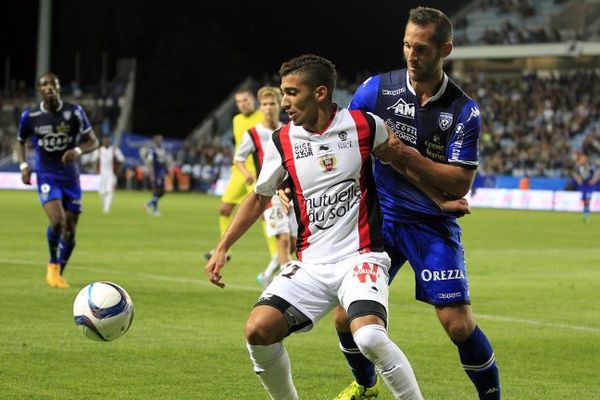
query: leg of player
[
  {"left": 582, "top": 193, "right": 591, "bottom": 223},
  {"left": 219, "top": 201, "right": 236, "bottom": 236},
  {"left": 43, "top": 200, "right": 67, "bottom": 288},
  {"left": 57, "top": 210, "right": 79, "bottom": 283},
  {"left": 334, "top": 306, "right": 380, "bottom": 400},
  {"left": 436, "top": 305, "right": 500, "bottom": 400},
  {"left": 245, "top": 305, "right": 298, "bottom": 400},
  {"left": 349, "top": 313, "right": 423, "bottom": 400}
]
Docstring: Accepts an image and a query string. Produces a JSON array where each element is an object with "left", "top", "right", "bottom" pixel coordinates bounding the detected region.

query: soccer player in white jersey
[
  {"left": 204, "top": 54, "right": 469, "bottom": 400},
  {"left": 234, "top": 86, "right": 297, "bottom": 288},
  {"left": 96, "top": 135, "right": 124, "bottom": 214}
]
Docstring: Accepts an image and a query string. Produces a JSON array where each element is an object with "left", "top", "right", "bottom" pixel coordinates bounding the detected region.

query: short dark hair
[
  {"left": 408, "top": 7, "right": 453, "bottom": 47},
  {"left": 279, "top": 54, "right": 337, "bottom": 96}
]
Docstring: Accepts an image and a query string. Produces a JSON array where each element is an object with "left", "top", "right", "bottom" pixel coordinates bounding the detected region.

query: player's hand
[
  {"left": 277, "top": 188, "right": 292, "bottom": 215},
  {"left": 441, "top": 198, "right": 471, "bottom": 217},
  {"left": 205, "top": 247, "right": 228, "bottom": 288},
  {"left": 61, "top": 149, "right": 79, "bottom": 164},
  {"left": 21, "top": 168, "right": 31, "bottom": 185}
]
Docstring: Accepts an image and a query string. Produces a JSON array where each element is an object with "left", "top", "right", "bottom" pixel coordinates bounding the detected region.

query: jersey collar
[
  {"left": 406, "top": 70, "right": 448, "bottom": 105},
  {"left": 40, "top": 99, "right": 64, "bottom": 113}
]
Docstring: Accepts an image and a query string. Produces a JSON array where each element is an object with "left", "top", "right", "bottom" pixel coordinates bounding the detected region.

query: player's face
[
  {"left": 403, "top": 22, "right": 445, "bottom": 83},
  {"left": 102, "top": 137, "right": 111, "bottom": 147},
  {"left": 259, "top": 94, "right": 281, "bottom": 123},
  {"left": 153, "top": 135, "right": 163, "bottom": 146},
  {"left": 280, "top": 74, "right": 319, "bottom": 129},
  {"left": 235, "top": 92, "right": 255, "bottom": 116},
  {"left": 38, "top": 75, "right": 61, "bottom": 103}
]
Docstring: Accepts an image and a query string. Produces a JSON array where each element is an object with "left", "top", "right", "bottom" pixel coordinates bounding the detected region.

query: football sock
[
  {"left": 353, "top": 324, "right": 423, "bottom": 400},
  {"left": 219, "top": 214, "right": 232, "bottom": 237},
  {"left": 583, "top": 204, "right": 590, "bottom": 221},
  {"left": 337, "top": 329, "right": 377, "bottom": 388},
  {"left": 263, "top": 254, "right": 280, "bottom": 279},
  {"left": 103, "top": 192, "right": 113, "bottom": 213},
  {"left": 58, "top": 237, "right": 76, "bottom": 273},
  {"left": 453, "top": 325, "right": 500, "bottom": 400},
  {"left": 46, "top": 225, "right": 60, "bottom": 263},
  {"left": 246, "top": 342, "right": 298, "bottom": 400}
]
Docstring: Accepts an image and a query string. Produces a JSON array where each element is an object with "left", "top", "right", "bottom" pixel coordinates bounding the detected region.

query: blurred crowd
[
  {"left": 459, "top": 69, "right": 600, "bottom": 177},
  {"left": 3, "top": 67, "right": 600, "bottom": 191}
]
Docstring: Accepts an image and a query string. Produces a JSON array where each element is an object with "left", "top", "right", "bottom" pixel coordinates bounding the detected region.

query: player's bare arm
[
  {"left": 373, "top": 128, "right": 470, "bottom": 215},
  {"left": 17, "top": 142, "right": 31, "bottom": 185},
  {"left": 383, "top": 129, "right": 476, "bottom": 198},
  {"left": 62, "top": 130, "right": 99, "bottom": 164},
  {"left": 205, "top": 192, "right": 271, "bottom": 288},
  {"left": 234, "top": 160, "right": 255, "bottom": 185}
]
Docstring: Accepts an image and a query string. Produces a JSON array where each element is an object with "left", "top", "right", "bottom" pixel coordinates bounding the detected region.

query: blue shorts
[
  {"left": 383, "top": 218, "right": 470, "bottom": 306},
  {"left": 37, "top": 176, "right": 82, "bottom": 214},
  {"left": 581, "top": 186, "right": 593, "bottom": 202}
]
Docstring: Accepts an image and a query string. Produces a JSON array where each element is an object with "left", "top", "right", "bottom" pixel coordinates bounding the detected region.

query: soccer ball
[{"left": 73, "top": 281, "right": 134, "bottom": 341}]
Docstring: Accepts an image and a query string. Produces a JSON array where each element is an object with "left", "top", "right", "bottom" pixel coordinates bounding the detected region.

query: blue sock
[
  {"left": 148, "top": 196, "right": 159, "bottom": 212},
  {"left": 46, "top": 226, "right": 60, "bottom": 263},
  {"left": 337, "top": 330, "right": 377, "bottom": 388},
  {"left": 58, "top": 238, "right": 76, "bottom": 274},
  {"left": 584, "top": 204, "right": 590, "bottom": 221},
  {"left": 453, "top": 325, "right": 500, "bottom": 399}
]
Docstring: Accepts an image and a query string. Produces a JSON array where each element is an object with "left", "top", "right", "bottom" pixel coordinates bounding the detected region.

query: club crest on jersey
[
  {"left": 353, "top": 263, "right": 380, "bottom": 284},
  {"left": 62, "top": 110, "right": 72, "bottom": 120},
  {"left": 319, "top": 154, "right": 337, "bottom": 172},
  {"left": 337, "top": 131, "right": 353, "bottom": 150},
  {"left": 438, "top": 112, "right": 453, "bottom": 131},
  {"left": 387, "top": 98, "right": 415, "bottom": 119}
]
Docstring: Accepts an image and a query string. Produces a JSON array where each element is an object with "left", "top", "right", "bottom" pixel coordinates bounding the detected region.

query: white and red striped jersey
[
  {"left": 234, "top": 122, "right": 283, "bottom": 174},
  {"left": 98, "top": 145, "right": 124, "bottom": 176},
  {"left": 255, "top": 107, "right": 389, "bottom": 264}
]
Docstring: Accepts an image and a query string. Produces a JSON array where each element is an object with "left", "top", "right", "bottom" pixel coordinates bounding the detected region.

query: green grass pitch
[{"left": 1, "top": 189, "right": 599, "bottom": 399}]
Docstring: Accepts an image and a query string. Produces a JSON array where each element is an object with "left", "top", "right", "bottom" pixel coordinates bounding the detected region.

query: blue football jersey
[
  {"left": 17, "top": 101, "right": 92, "bottom": 182},
  {"left": 576, "top": 162, "right": 596, "bottom": 184},
  {"left": 349, "top": 69, "right": 480, "bottom": 221},
  {"left": 147, "top": 145, "right": 167, "bottom": 178}
]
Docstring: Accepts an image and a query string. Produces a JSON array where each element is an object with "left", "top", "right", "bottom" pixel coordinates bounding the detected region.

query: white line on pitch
[{"left": 3, "top": 258, "right": 600, "bottom": 334}]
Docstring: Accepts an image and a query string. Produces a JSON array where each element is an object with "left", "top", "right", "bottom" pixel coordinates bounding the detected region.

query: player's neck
[
  {"left": 410, "top": 69, "right": 444, "bottom": 106},
  {"left": 263, "top": 118, "right": 280, "bottom": 130},
  {"left": 304, "top": 103, "right": 336, "bottom": 134},
  {"left": 43, "top": 99, "right": 61, "bottom": 112}
]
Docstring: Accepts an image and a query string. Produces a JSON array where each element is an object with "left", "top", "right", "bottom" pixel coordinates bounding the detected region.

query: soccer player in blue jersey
[
  {"left": 143, "top": 134, "right": 168, "bottom": 216},
  {"left": 573, "top": 152, "right": 598, "bottom": 222},
  {"left": 331, "top": 7, "right": 501, "bottom": 400},
  {"left": 17, "top": 73, "right": 99, "bottom": 289}
]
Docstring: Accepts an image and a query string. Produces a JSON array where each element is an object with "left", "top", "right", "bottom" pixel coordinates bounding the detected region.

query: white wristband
[
  {"left": 74, "top": 146, "right": 83, "bottom": 155},
  {"left": 19, "top": 162, "right": 29, "bottom": 171}
]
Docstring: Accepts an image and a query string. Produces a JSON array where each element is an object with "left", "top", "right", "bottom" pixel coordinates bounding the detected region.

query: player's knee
[
  {"left": 352, "top": 324, "right": 389, "bottom": 361},
  {"left": 245, "top": 318, "right": 278, "bottom": 346},
  {"left": 333, "top": 306, "right": 350, "bottom": 332},
  {"left": 442, "top": 317, "right": 475, "bottom": 342},
  {"left": 220, "top": 203, "right": 233, "bottom": 216}
]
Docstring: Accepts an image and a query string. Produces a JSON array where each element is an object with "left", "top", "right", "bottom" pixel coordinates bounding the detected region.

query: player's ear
[
  {"left": 441, "top": 42, "right": 453, "bottom": 58},
  {"left": 314, "top": 85, "right": 327, "bottom": 101}
]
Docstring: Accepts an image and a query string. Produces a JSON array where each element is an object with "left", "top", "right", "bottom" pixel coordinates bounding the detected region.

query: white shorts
[
  {"left": 258, "top": 251, "right": 391, "bottom": 333},
  {"left": 263, "top": 203, "right": 297, "bottom": 238},
  {"left": 99, "top": 173, "right": 116, "bottom": 195}
]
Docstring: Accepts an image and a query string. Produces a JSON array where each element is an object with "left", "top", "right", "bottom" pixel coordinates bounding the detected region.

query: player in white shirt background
[
  {"left": 234, "top": 86, "right": 297, "bottom": 288},
  {"left": 204, "top": 54, "right": 469, "bottom": 400},
  {"left": 95, "top": 135, "right": 124, "bottom": 214}
]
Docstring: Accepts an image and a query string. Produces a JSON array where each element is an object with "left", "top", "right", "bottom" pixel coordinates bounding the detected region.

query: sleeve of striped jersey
[
  {"left": 17, "top": 110, "right": 31, "bottom": 143},
  {"left": 447, "top": 99, "right": 480, "bottom": 168},
  {"left": 115, "top": 147, "right": 125, "bottom": 162},
  {"left": 74, "top": 104, "right": 92, "bottom": 134},
  {"left": 348, "top": 75, "right": 379, "bottom": 112},
  {"left": 254, "top": 137, "right": 286, "bottom": 197},
  {"left": 234, "top": 131, "right": 255, "bottom": 162},
  {"left": 368, "top": 112, "right": 389, "bottom": 149}
]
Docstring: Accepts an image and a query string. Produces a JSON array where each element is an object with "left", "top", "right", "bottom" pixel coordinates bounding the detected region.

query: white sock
[
  {"left": 263, "top": 254, "right": 280, "bottom": 278},
  {"left": 103, "top": 192, "right": 113, "bottom": 213},
  {"left": 353, "top": 324, "right": 423, "bottom": 400},
  {"left": 246, "top": 342, "right": 298, "bottom": 400}
]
